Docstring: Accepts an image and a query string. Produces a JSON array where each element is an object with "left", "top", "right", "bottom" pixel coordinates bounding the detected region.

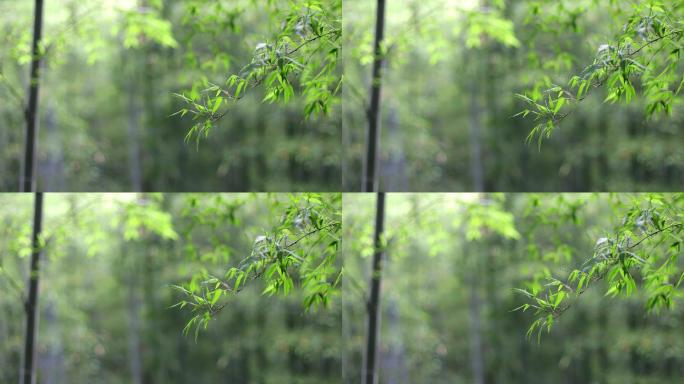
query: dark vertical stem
[
  {"left": 468, "top": 76, "right": 484, "bottom": 192},
  {"left": 467, "top": 255, "right": 485, "bottom": 384},
  {"left": 126, "top": 55, "right": 143, "bottom": 192},
  {"left": 362, "top": 0, "right": 386, "bottom": 192},
  {"left": 22, "top": 192, "right": 44, "bottom": 384},
  {"left": 125, "top": 241, "right": 143, "bottom": 384},
  {"left": 467, "top": 0, "right": 487, "bottom": 193},
  {"left": 485, "top": 248, "right": 500, "bottom": 383},
  {"left": 364, "top": 192, "right": 386, "bottom": 384},
  {"left": 467, "top": 1, "right": 487, "bottom": 377},
  {"left": 470, "top": 195, "right": 488, "bottom": 384},
  {"left": 22, "top": 0, "right": 45, "bottom": 193}
]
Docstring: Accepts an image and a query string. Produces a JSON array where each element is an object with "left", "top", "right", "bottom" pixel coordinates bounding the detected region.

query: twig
[
  {"left": 286, "top": 222, "right": 340, "bottom": 248},
  {"left": 628, "top": 223, "right": 683, "bottom": 250},
  {"left": 629, "top": 30, "right": 682, "bottom": 57},
  {"left": 286, "top": 29, "right": 340, "bottom": 55}
]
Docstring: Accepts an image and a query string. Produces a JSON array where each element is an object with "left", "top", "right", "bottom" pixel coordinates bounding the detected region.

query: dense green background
[
  {"left": 0, "top": 194, "right": 341, "bottom": 383},
  {"left": 2, "top": 193, "right": 683, "bottom": 383},
  {"left": 343, "top": 193, "right": 684, "bottom": 383},
  {"left": 343, "top": 0, "right": 684, "bottom": 191},
  {"left": 0, "top": 1, "right": 340, "bottom": 191}
]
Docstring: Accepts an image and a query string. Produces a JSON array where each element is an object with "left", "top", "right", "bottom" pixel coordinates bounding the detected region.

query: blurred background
[
  {"left": 343, "top": 0, "right": 684, "bottom": 191},
  {"left": 0, "top": 194, "right": 341, "bottom": 383},
  {"left": 0, "top": 1, "right": 340, "bottom": 191},
  {"left": 343, "top": 193, "right": 684, "bottom": 383}
]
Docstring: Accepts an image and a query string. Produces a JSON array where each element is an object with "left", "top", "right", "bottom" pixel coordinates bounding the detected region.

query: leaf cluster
[
  {"left": 516, "top": 194, "right": 684, "bottom": 342},
  {"left": 175, "top": 0, "right": 342, "bottom": 143},
  {"left": 172, "top": 193, "right": 341, "bottom": 339},
  {"left": 518, "top": 1, "right": 684, "bottom": 145}
]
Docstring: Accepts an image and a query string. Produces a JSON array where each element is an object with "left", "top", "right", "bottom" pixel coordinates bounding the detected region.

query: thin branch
[
  {"left": 628, "top": 223, "right": 683, "bottom": 250},
  {"left": 286, "top": 221, "right": 340, "bottom": 248},
  {"left": 629, "top": 30, "right": 682, "bottom": 57},
  {"left": 286, "top": 28, "right": 340, "bottom": 55},
  {"left": 191, "top": 220, "right": 341, "bottom": 316},
  {"left": 181, "top": 28, "right": 340, "bottom": 130},
  {"left": 529, "top": 222, "right": 683, "bottom": 324}
]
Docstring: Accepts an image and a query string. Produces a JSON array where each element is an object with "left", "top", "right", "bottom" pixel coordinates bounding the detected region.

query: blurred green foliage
[
  {"left": 343, "top": 193, "right": 684, "bottom": 383},
  {"left": 177, "top": 0, "right": 341, "bottom": 141},
  {"left": 0, "top": 0, "right": 340, "bottom": 191},
  {"left": 343, "top": 0, "right": 684, "bottom": 191},
  {"left": 518, "top": 1, "right": 684, "bottom": 145},
  {"left": 173, "top": 193, "right": 341, "bottom": 338},
  {"left": 0, "top": 193, "right": 341, "bottom": 383}
]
